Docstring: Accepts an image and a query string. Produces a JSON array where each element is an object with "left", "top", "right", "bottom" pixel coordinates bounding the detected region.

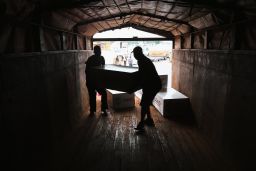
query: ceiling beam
[
  {"left": 101, "top": 0, "right": 119, "bottom": 26},
  {"left": 76, "top": 11, "right": 190, "bottom": 26},
  {"left": 125, "top": 0, "right": 132, "bottom": 12},
  {"left": 113, "top": 0, "right": 123, "bottom": 13},
  {"left": 151, "top": 2, "right": 176, "bottom": 29},
  {"left": 79, "top": 8, "right": 104, "bottom": 31},
  {"left": 95, "top": 23, "right": 174, "bottom": 38},
  {"left": 132, "top": 24, "right": 174, "bottom": 39},
  {"left": 40, "top": 0, "right": 241, "bottom": 13},
  {"left": 89, "top": 5, "right": 112, "bottom": 29}
]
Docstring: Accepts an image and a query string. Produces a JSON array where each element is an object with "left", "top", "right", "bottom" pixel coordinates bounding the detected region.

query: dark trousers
[
  {"left": 140, "top": 88, "right": 160, "bottom": 122},
  {"left": 87, "top": 85, "right": 108, "bottom": 112},
  {"left": 141, "top": 105, "right": 151, "bottom": 122}
]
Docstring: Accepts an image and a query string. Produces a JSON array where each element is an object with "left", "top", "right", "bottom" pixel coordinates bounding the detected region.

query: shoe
[
  {"left": 101, "top": 110, "right": 109, "bottom": 116},
  {"left": 134, "top": 121, "right": 145, "bottom": 131},
  {"left": 144, "top": 118, "right": 155, "bottom": 127},
  {"left": 89, "top": 111, "right": 95, "bottom": 117}
]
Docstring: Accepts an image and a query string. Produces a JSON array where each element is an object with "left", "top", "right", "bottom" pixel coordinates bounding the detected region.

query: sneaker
[
  {"left": 134, "top": 121, "right": 145, "bottom": 131},
  {"left": 89, "top": 111, "right": 95, "bottom": 117},
  {"left": 101, "top": 110, "right": 109, "bottom": 116},
  {"left": 144, "top": 118, "right": 155, "bottom": 127}
]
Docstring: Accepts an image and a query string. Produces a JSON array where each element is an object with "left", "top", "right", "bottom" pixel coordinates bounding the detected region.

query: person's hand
[
  {"left": 127, "top": 86, "right": 139, "bottom": 94},
  {"left": 126, "top": 89, "right": 134, "bottom": 94}
]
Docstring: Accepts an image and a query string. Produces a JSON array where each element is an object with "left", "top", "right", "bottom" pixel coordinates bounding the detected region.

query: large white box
[
  {"left": 89, "top": 65, "right": 168, "bottom": 92},
  {"left": 107, "top": 89, "right": 135, "bottom": 110},
  {"left": 159, "top": 75, "right": 168, "bottom": 92},
  {"left": 135, "top": 88, "right": 190, "bottom": 117}
]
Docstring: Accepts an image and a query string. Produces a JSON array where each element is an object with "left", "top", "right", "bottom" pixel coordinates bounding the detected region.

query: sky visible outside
[
  {"left": 93, "top": 27, "right": 172, "bottom": 87},
  {"left": 94, "top": 27, "right": 164, "bottom": 38}
]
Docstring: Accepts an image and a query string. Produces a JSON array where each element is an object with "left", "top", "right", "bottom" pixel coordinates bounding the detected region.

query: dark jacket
[
  {"left": 137, "top": 55, "right": 162, "bottom": 92},
  {"left": 85, "top": 55, "right": 105, "bottom": 86}
]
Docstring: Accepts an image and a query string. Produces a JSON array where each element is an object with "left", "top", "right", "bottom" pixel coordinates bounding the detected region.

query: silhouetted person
[
  {"left": 132, "top": 46, "right": 162, "bottom": 131},
  {"left": 85, "top": 45, "right": 108, "bottom": 116}
]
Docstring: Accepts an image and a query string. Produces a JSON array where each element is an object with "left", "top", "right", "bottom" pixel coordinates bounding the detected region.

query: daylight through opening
[{"left": 93, "top": 27, "right": 173, "bottom": 87}]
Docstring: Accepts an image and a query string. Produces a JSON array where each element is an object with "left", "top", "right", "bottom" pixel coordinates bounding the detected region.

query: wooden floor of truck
[{"left": 52, "top": 98, "right": 234, "bottom": 171}]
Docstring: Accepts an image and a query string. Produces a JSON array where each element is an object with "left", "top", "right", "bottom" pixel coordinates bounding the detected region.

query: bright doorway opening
[{"left": 93, "top": 27, "right": 173, "bottom": 87}]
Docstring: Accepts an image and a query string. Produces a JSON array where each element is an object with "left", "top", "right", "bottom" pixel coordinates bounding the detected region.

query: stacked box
[
  {"left": 135, "top": 88, "right": 189, "bottom": 117},
  {"left": 107, "top": 89, "right": 135, "bottom": 110}
]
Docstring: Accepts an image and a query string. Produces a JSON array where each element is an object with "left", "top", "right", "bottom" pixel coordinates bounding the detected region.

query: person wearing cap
[
  {"left": 132, "top": 46, "right": 162, "bottom": 131},
  {"left": 85, "top": 45, "right": 109, "bottom": 116}
]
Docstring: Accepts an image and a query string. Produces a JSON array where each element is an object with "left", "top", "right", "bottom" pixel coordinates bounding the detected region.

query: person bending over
[{"left": 132, "top": 46, "right": 162, "bottom": 131}]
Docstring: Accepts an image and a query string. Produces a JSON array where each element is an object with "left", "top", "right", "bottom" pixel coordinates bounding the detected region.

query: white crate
[
  {"left": 135, "top": 88, "right": 189, "bottom": 117},
  {"left": 159, "top": 75, "right": 168, "bottom": 92},
  {"left": 107, "top": 89, "right": 135, "bottom": 110}
]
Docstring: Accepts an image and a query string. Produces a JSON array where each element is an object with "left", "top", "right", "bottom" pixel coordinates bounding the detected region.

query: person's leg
[
  {"left": 135, "top": 92, "right": 148, "bottom": 130},
  {"left": 145, "top": 106, "right": 151, "bottom": 119},
  {"left": 97, "top": 88, "right": 108, "bottom": 115},
  {"left": 144, "top": 107, "right": 154, "bottom": 126},
  {"left": 144, "top": 90, "right": 158, "bottom": 126},
  {"left": 141, "top": 105, "right": 148, "bottom": 122},
  {"left": 88, "top": 86, "right": 96, "bottom": 114}
]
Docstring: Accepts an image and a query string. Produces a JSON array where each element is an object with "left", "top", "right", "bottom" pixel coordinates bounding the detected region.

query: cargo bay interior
[{"left": 1, "top": 0, "right": 256, "bottom": 171}]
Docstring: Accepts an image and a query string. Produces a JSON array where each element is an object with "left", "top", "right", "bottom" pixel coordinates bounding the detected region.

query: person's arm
[
  {"left": 126, "top": 71, "right": 142, "bottom": 94},
  {"left": 101, "top": 56, "right": 105, "bottom": 65},
  {"left": 85, "top": 58, "right": 91, "bottom": 73}
]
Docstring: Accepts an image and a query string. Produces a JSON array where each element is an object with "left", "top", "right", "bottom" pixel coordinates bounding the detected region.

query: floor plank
[{"left": 52, "top": 98, "right": 233, "bottom": 171}]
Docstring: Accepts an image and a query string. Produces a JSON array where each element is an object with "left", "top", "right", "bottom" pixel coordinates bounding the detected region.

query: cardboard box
[
  {"left": 107, "top": 89, "right": 135, "bottom": 110},
  {"left": 89, "top": 64, "right": 168, "bottom": 92},
  {"left": 135, "top": 88, "right": 190, "bottom": 117},
  {"left": 89, "top": 65, "right": 141, "bottom": 93}
]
